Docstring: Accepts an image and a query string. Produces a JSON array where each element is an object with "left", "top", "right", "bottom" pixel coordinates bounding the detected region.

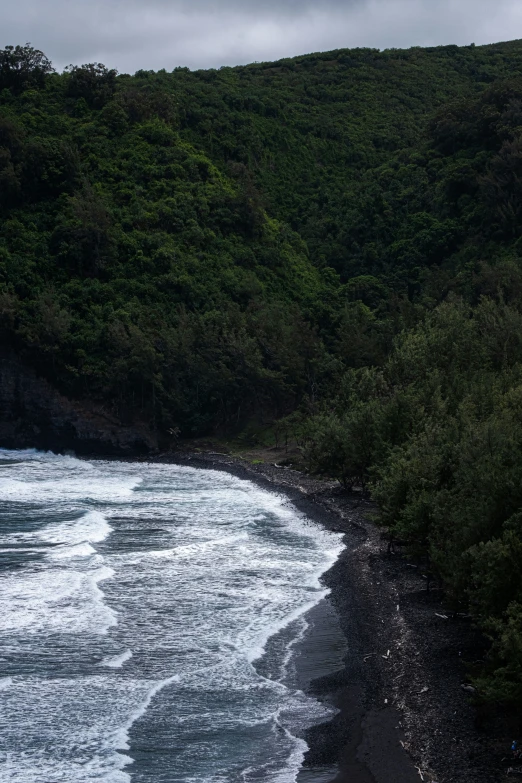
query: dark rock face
[{"left": 0, "top": 353, "right": 157, "bottom": 455}]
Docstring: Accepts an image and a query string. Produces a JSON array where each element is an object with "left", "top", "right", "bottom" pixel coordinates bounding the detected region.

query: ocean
[{"left": 0, "top": 449, "right": 344, "bottom": 783}]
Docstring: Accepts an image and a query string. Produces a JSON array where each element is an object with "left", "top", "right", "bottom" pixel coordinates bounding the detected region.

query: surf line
[{"left": 114, "top": 673, "right": 182, "bottom": 753}]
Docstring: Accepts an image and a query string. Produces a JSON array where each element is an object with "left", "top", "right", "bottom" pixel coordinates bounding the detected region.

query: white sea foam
[
  {"left": 3, "top": 510, "right": 113, "bottom": 562},
  {"left": 271, "top": 709, "right": 309, "bottom": 783},
  {"left": 242, "top": 592, "right": 331, "bottom": 666},
  {"left": 0, "top": 464, "right": 141, "bottom": 505},
  {"left": 47, "top": 541, "right": 97, "bottom": 559},
  {"left": 0, "top": 547, "right": 40, "bottom": 553},
  {"left": 0, "top": 449, "right": 345, "bottom": 783},
  {"left": 0, "top": 675, "right": 153, "bottom": 783},
  {"left": 0, "top": 565, "right": 117, "bottom": 634},
  {"left": 100, "top": 650, "right": 133, "bottom": 668},
  {"left": 40, "top": 510, "right": 113, "bottom": 546},
  {"left": 41, "top": 510, "right": 113, "bottom": 561},
  {"left": 143, "top": 531, "right": 250, "bottom": 560},
  {"left": 112, "top": 674, "right": 181, "bottom": 752},
  {"left": 0, "top": 676, "right": 12, "bottom": 691},
  {"left": 281, "top": 616, "right": 309, "bottom": 680}
]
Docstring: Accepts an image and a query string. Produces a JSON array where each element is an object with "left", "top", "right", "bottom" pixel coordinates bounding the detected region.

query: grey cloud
[{"left": 2, "top": 0, "right": 522, "bottom": 73}]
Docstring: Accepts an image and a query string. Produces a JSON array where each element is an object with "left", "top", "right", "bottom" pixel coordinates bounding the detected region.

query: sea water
[{"left": 0, "top": 449, "right": 344, "bottom": 782}]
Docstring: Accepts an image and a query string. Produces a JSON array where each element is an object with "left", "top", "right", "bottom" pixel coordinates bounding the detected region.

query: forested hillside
[{"left": 3, "top": 40, "right": 522, "bottom": 705}]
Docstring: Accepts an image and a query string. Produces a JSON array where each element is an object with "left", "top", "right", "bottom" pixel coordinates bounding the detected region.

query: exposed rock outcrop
[{"left": 0, "top": 352, "right": 156, "bottom": 455}]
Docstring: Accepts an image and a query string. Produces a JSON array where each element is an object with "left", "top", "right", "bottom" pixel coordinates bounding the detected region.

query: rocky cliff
[{"left": 0, "top": 353, "right": 157, "bottom": 455}]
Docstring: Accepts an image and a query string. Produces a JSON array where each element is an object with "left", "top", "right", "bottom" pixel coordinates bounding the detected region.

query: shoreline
[
  {"left": 144, "top": 449, "right": 502, "bottom": 783},
  {"left": 5, "top": 443, "right": 505, "bottom": 782},
  {"left": 137, "top": 450, "right": 421, "bottom": 782},
  {"left": 174, "top": 452, "right": 421, "bottom": 783}
]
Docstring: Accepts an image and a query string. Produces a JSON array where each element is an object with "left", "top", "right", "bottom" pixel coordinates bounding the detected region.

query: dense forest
[{"left": 3, "top": 40, "right": 522, "bottom": 706}]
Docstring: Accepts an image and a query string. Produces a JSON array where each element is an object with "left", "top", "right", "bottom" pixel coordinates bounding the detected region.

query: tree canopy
[{"left": 4, "top": 39, "right": 522, "bottom": 705}]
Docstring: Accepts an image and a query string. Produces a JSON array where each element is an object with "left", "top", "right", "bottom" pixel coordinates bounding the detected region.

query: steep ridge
[{"left": 2, "top": 40, "right": 522, "bottom": 438}]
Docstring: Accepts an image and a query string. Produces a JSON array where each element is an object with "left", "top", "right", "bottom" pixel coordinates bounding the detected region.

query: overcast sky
[{"left": 3, "top": 0, "right": 522, "bottom": 74}]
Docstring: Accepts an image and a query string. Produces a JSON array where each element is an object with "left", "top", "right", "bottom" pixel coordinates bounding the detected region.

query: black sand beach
[{"left": 145, "top": 449, "right": 504, "bottom": 783}]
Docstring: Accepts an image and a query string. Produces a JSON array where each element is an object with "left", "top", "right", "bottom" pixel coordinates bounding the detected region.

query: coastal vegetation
[{"left": 3, "top": 40, "right": 522, "bottom": 707}]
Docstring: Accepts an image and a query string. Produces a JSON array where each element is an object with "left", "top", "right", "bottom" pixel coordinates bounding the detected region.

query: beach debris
[
  {"left": 415, "top": 766, "right": 425, "bottom": 780},
  {"left": 461, "top": 684, "right": 476, "bottom": 693},
  {"left": 435, "top": 613, "right": 449, "bottom": 620},
  {"left": 384, "top": 698, "right": 388, "bottom": 704},
  {"left": 397, "top": 604, "right": 400, "bottom": 612},
  {"left": 382, "top": 649, "right": 391, "bottom": 659},
  {"left": 363, "top": 653, "right": 376, "bottom": 661},
  {"left": 418, "top": 686, "right": 429, "bottom": 695}
]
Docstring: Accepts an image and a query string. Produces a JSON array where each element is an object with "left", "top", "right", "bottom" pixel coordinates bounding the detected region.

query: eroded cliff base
[{"left": 0, "top": 353, "right": 156, "bottom": 455}]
